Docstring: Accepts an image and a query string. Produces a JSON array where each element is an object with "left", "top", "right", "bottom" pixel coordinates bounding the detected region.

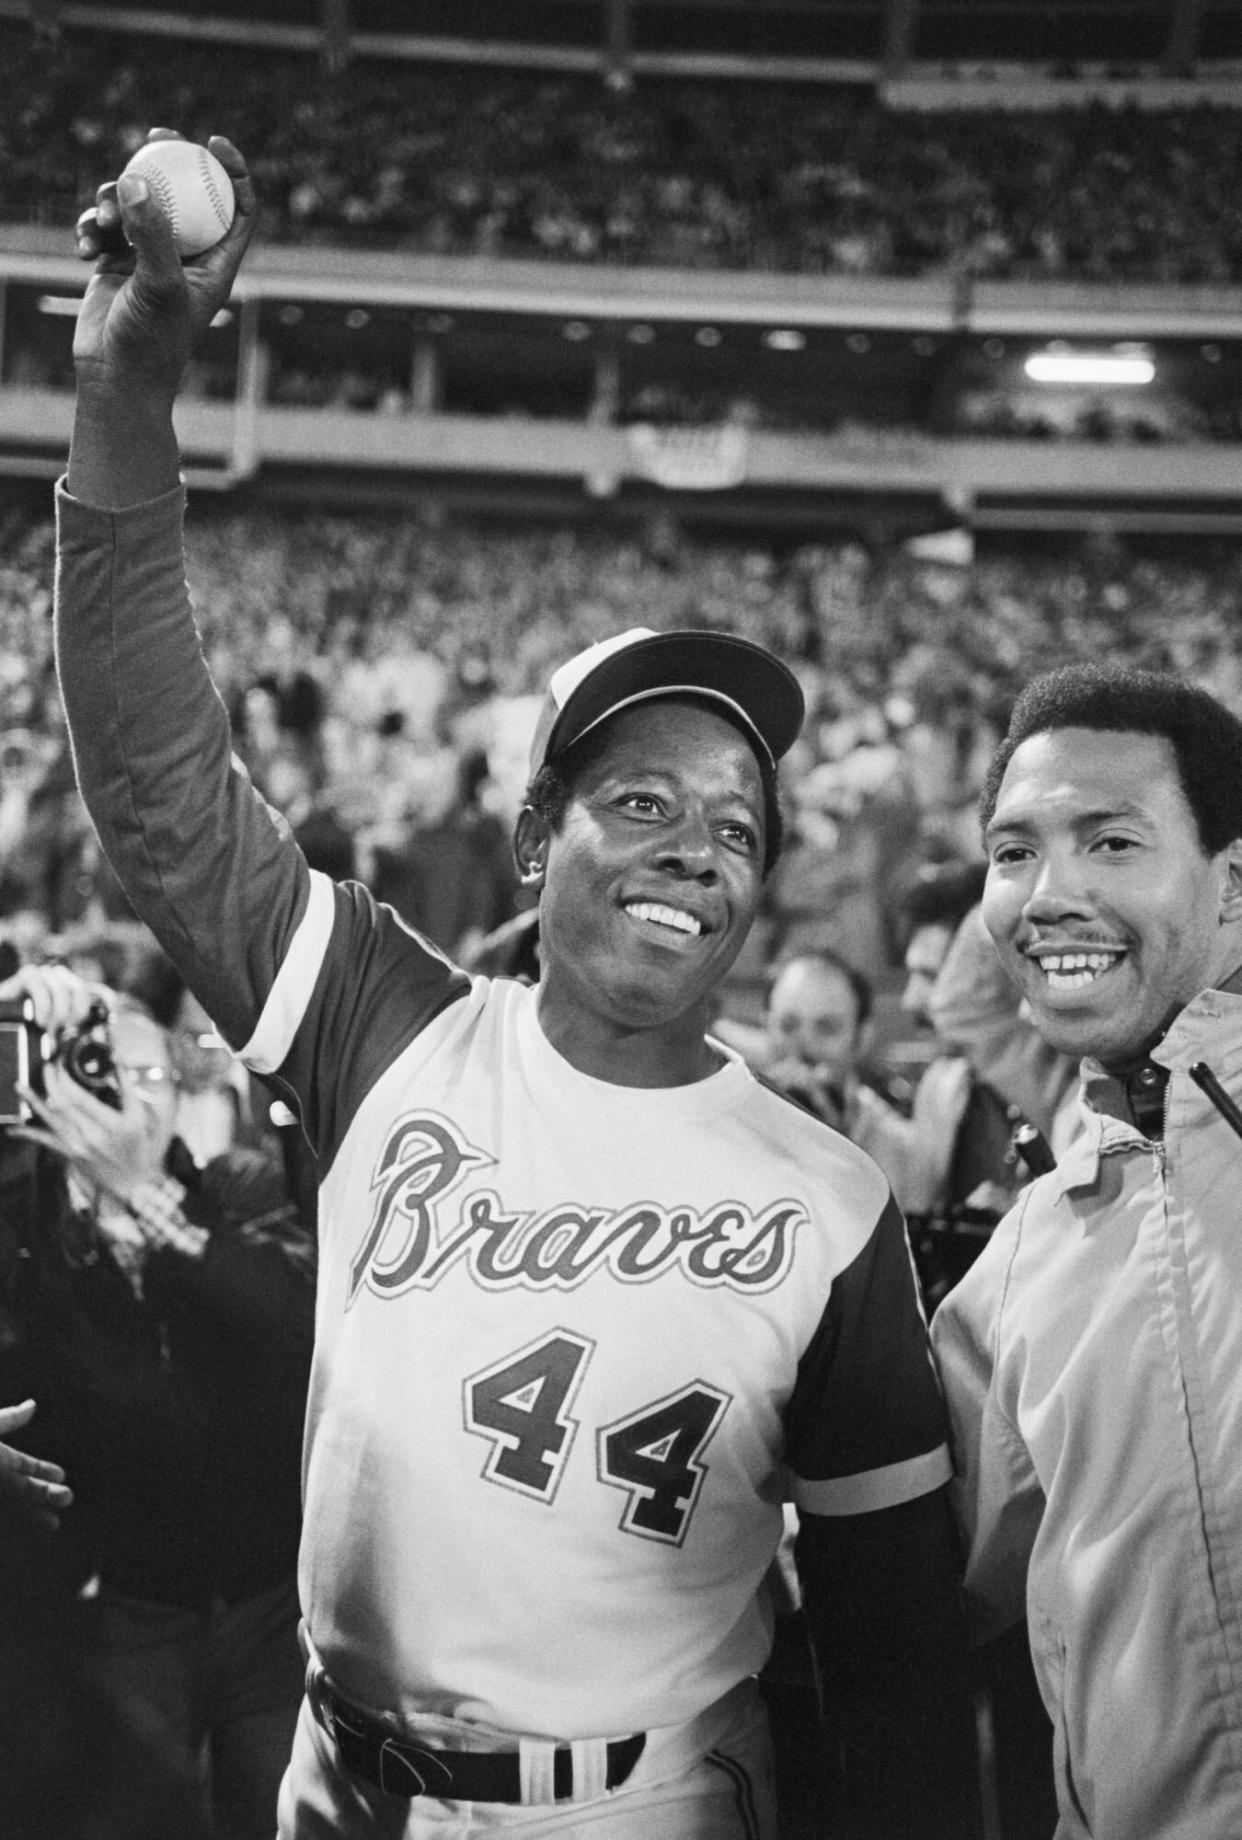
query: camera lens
[
  {"left": 62, "top": 1035, "right": 114, "bottom": 1093},
  {"left": 54, "top": 1004, "right": 122, "bottom": 1109}
]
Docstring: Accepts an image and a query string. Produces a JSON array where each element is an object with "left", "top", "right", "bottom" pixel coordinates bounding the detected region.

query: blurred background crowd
[
  {"left": 4, "top": 497, "right": 1242, "bottom": 992},
  {"left": 6, "top": 19, "right": 1242, "bottom": 284}
]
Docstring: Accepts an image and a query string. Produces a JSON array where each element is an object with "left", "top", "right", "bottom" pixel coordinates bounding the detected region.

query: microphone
[
  {"left": 1012, "top": 1122, "right": 1056, "bottom": 1177},
  {"left": 1188, "top": 1061, "right": 1242, "bottom": 1143}
]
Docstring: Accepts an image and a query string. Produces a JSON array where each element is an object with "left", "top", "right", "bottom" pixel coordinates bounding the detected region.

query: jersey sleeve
[
  {"left": 785, "top": 1193, "right": 952, "bottom": 1516},
  {"left": 53, "top": 482, "right": 469, "bottom": 1169},
  {"left": 55, "top": 482, "right": 310, "bottom": 1048}
]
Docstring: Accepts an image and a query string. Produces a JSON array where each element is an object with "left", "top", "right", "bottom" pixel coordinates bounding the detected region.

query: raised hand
[
  {"left": 0, "top": 963, "right": 107, "bottom": 1038},
  {"left": 73, "top": 130, "right": 256, "bottom": 404},
  {"left": 15, "top": 1059, "right": 168, "bottom": 1204}
]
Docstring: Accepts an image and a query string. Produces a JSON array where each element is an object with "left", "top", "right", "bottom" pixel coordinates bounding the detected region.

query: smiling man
[
  {"left": 50, "top": 133, "right": 983, "bottom": 1840},
  {"left": 931, "top": 661, "right": 1242, "bottom": 1840}
]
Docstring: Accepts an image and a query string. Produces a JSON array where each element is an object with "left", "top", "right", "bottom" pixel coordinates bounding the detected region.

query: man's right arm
[
  {"left": 57, "top": 135, "right": 300, "bottom": 1053},
  {"left": 56, "top": 480, "right": 309, "bottom": 1054},
  {"left": 57, "top": 138, "right": 471, "bottom": 1170}
]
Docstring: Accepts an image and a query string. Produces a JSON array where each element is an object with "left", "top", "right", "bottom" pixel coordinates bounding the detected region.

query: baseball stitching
[
  {"left": 196, "top": 149, "right": 232, "bottom": 231},
  {"left": 143, "top": 167, "right": 181, "bottom": 237}
]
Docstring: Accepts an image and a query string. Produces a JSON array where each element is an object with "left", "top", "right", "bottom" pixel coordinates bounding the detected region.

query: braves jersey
[{"left": 55, "top": 483, "right": 952, "bottom": 1741}]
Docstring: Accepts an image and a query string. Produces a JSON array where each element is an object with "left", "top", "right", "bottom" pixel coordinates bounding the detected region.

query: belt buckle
[{"left": 378, "top": 1737, "right": 454, "bottom": 1800}]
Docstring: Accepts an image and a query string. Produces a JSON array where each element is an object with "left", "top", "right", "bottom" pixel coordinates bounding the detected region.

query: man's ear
[
  {"left": 514, "top": 805, "right": 549, "bottom": 888},
  {"left": 1219, "top": 837, "right": 1242, "bottom": 925}
]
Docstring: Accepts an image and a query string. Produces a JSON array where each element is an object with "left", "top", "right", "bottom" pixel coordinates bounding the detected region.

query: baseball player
[{"left": 58, "top": 134, "right": 983, "bottom": 1840}]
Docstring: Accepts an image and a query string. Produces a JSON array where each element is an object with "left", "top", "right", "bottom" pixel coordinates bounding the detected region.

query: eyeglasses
[
  {"left": 174, "top": 1029, "right": 229, "bottom": 1052},
  {"left": 116, "top": 1063, "right": 177, "bottom": 1088}
]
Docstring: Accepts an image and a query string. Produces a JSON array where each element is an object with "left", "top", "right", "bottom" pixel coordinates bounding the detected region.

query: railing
[{"left": 6, "top": 201, "right": 1242, "bottom": 527}]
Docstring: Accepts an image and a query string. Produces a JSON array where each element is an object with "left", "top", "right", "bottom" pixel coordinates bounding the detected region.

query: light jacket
[{"left": 932, "top": 987, "right": 1242, "bottom": 1839}]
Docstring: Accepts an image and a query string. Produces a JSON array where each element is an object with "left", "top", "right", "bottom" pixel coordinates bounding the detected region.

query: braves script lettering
[{"left": 347, "top": 1112, "right": 802, "bottom": 1307}]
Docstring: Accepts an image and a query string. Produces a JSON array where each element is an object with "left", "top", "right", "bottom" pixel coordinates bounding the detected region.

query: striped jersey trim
[
  {"left": 239, "top": 869, "right": 336, "bottom": 1074},
  {"left": 791, "top": 1442, "right": 952, "bottom": 1517}
]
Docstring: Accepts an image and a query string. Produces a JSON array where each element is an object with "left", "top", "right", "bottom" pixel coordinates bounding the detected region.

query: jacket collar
[{"left": 1045, "top": 984, "right": 1242, "bottom": 1201}]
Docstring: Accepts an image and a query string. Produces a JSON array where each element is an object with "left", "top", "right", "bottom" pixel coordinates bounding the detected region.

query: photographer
[
  {"left": 0, "top": 963, "right": 314, "bottom": 1840},
  {"left": 759, "top": 947, "right": 953, "bottom": 1219}
]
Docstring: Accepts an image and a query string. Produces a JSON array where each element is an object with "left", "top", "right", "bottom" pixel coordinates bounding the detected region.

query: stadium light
[{"left": 1024, "top": 346, "right": 1155, "bottom": 386}]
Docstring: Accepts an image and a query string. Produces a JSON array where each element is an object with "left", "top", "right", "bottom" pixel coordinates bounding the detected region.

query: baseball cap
[{"left": 528, "top": 628, "right": 805, "bottom": 779}]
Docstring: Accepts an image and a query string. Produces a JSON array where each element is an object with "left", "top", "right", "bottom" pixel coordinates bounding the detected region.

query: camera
[
  {"left": 0, "top": 1002, "right": 32, "bottom": 1126},
  {"left": 0, "top": 998, "right": 121, "bottom": 1124},
  {"left": 777, "top": 1075, "right": 847, "bottom": 1126}
]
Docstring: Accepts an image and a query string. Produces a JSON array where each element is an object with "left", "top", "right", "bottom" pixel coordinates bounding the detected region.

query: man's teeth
[
  {"left": 626, "top": 901, "right": 702, "bottom": 936},
  {"left": 1036, "top": 950, "right": 1120, "bottom": 990}
]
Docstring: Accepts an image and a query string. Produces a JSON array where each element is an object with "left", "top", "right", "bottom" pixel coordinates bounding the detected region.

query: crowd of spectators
[
  {"left": 6, "top": 18, "right": 1242, "bottom": 283},
  {"left": 5, "top": 496, "right": 1242, "bottom": 996}
]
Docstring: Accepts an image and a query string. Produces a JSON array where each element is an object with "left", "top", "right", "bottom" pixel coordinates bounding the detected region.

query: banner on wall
[{"left": 627, "top": 423, "right": 749, "bottom": 491}]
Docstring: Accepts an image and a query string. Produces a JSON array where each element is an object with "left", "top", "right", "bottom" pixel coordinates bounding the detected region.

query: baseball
[{"left": 121, "top": 139, "right": 235, "bottom": 258}]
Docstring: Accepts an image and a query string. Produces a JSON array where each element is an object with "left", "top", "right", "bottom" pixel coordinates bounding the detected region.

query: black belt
[{"left": 314, "top": 1685, "right": 646, "bottom": 1803}]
